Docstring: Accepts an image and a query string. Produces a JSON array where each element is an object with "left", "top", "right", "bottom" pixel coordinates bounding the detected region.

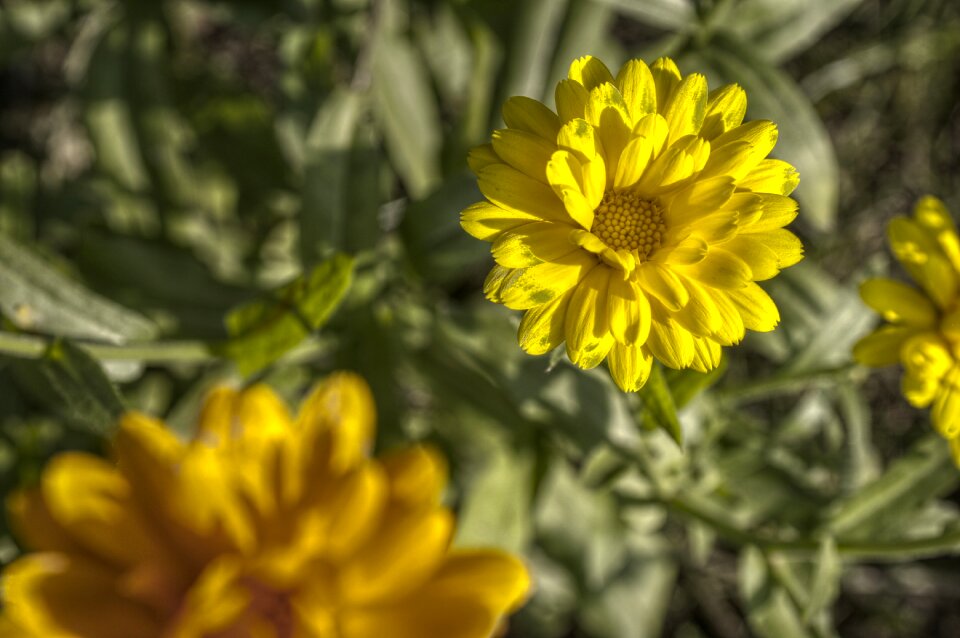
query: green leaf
[
  {"left": 221, "top": 254, "right": 354, "bottom": 377},
  {"left": 804, "top": 537, "right": 841, "bottom": 624},
  {"left": 455, "top": 441, "right": 535, "bottom": 553},
  {"left": 740, "top": 547, "right": 815, "bottom": 638},
  {"left": 688, "top": 36, "right": 839, "bottom": 231},
  {"left": 0, "top": 234, "right": 158, "bottom": 343},
  {"left": 579, "top": 557, "right": 677, "bottom": 638},
  {"left": 300, "top": 89, "right": 365, "bottom": 262},
  {"left": 825, "top": 434, "right": 958, "bottom": 539},
  {"left": 665, "top": 354, "right": 728, "bottom": 409},
  {"left": 498, "top": 0, "right": 570, "bottom": 102},
  {"left": 371, "top": 35, "right": 441, "bottom": 199},
  {"left": 638, "top": 364, "right": 683, "bottom": 447},
  {"left": 11, "top": 340, "right": 124, "bottom": 436},
  {"left": 724, "top": 0, "right": 865, "bottom": 63},
  {"left": 591, "top": 0, "right": 695, "bottom": 32}
]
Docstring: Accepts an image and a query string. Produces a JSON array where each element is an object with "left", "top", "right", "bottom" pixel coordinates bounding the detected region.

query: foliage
[{"left": 0, "top": 0, "right": 959, "bottom": 635}]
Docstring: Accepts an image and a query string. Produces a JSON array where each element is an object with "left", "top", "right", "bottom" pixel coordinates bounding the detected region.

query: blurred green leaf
[
  {"left": 690, "top": 35, "right": 839, "bottom": 231},
  {"left": 11, "top": 340, "right": 124, "bottom": 436},
  {"left": 740, "top": 547, "right": 814, "bottom": 638},
  {"left": 456, "top": 441, "right": 535, "bottom": 553},
  {"left": 499, "top": 0, "right": 569, "bottom": 102},
  {"left": 804, "top": 536, "right": 841, "bottom": 624},
  {"left": 301, "top": 90, "right": 365, "bottom": 262},
  {"left": 826, "top": 434, "right": 958, "bottom": 540},
  {"left": 579, "top": 557, "right": 677, "bottom": 638},
  {"left": 592, "top": 0, "right": 695, "bottom": 32},
  {"left": 0, "top": 234, "right": 158, "bottom": 343},
  {"left": 724, "top": 0, "right": 864, "bottom": 63},
  {"left": 221, "top": 253, "right": 354, "bottom": 376},
  {"left": 372, "top": 35, "right": 441, "bottom": 199},
  {"left": 639, "top": 364, "right": 683, "bottom": 447}
]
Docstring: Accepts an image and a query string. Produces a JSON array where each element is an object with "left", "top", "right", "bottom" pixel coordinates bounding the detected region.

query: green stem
[
  {"left": 0, "top": 331, "right": 217, "bottom": 364},
  {"left": 660, "top": 494, "right": 960, "bottom": 560},
  {"left": 716, "top": 363, "right": 862, "bottom": 403}
]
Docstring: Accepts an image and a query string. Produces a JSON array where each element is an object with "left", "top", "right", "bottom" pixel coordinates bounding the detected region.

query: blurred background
[{"left": 1, "top": 0, "right": 960, "bottom": 636}]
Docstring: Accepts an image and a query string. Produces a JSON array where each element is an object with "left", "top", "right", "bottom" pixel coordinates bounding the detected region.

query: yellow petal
[
  {"left": 492, "top": 128, "right": 555, "bottom": 183},
  {"left": 637, "top": 264, "right": 690, "bottom": 311},
  {"left": 902, "top": 369, "right": 940, "bottom": 407},
  {"left": 901, "top": 333, "right": 953, "bottom": 380},
  {"left": 379, "top": 444, "right": 448, "bottom": 507},
  {"left": 701, "top": 83, "right": 747, "bottom": 140},
  {"left": 608, "top": 276, "right": 651, "bottom": 344},
  {"left": 663, "top": 176, "right": 736, "bottom": 228},
  {"left": 568, "top": 55, "right": 615, "bottom": 90},
  {"left": 646, "top": 317, "right": 695, "bottom": 369},
  {"left": 557, "top": 118, "right": 602, "bottom": 164},
  {"left": 172, "top": 556, "right": 249, "bottom": 638},
  {"left": 633, "top": 113, "right": 669, "bottom": 157},
  {"left": 460, "top": 201, "right": 544, "bottom": 241},
  {"left": 483, "top": 264, "right": 512, "bottom": 303},
  {"left": 478, "top": 163, "right": 568, "bottom": 222},
  {"left": 741, "top": 228, "right": 804, "bottom": 271},
  {"left": 738, "top": 158, "right": 800, "bottom": 195},
  {"left": 323, "top": 464, "right": 389, "bottom": 561},
  {"left": 679, "top": 248, "right": 752, "bottom": 289},
  {"left": 340, "top": 509, "right": 455, "bottom": 605},
  {"left": 297, "top": 372, "right": 377, "bottom": 473},
  {"left": 852, "top": 325, "right": 918, "bottom": 367},
  {"left": 743, "top": 194, "right": 799, "bottom": 232},
  {"left": 673, "top": 278, "right": 720, "bottom": 337},
  {"left": 556, "top": 78, "right": 589, "bottom": 123},
  {"left": 565, "top": 266, "right": 614, "bottom": 368},
  {"left": 497, "top": 251, "right": 598, "bottom": 310},
  {"left": 727, "top": 282, "right": 780, "bottom": 332},
  {"left": 616, "top": 59, "right": 657, "bottom": 120},
  {"left": 585, "top": 83, "right": 632, "bottom": 181},
  {"left": 518, "top": 290, "right": 573, "bottom": 355},
  {"left": 502, "top": 96, "right": 562, "bottom": 141},
  {"left": 467, "top": 144, "right": 500, "bottom": 174},
  {"left": 613, "top": 135, "right": 654, "bottom": 189},
  {"left": 607, "top": 341, "right": 654, "bottom": 392},
  {"left": 650, "top": 57, "right": 682, "bottom": 113},
  {"left": 662, "top": 73, "right": 708, "bottom": 144},
  {"left": 690, "top": 337, "right": 723, "bottom": 373},
  {"left": 931, "top": 369, "right": 960, "bottom": 439},
  {"left": 722, "top": 235, "right": 781, "bottom": 281},
  {"left": 860, "top": 278, "right": 938, "bottom": 328},
  {"left": 492, "top": 221, "right": 578, "bottom": 268},
  {"left": 705, "top": 288, "right": 746, "bottom": 345},
  {"left": 888, "top": 217, "right": 958, "bottom": 308}
]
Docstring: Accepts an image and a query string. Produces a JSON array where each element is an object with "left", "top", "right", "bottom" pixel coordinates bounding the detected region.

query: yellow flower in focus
[
  {"left": 462, "top": 55, "right": 803, "bottom": 391},
  {"left": 854, "top": 196, "right": 960, "bottom": 465},
  {"left": 0, "top": 373, "right": 530, "bottom": 638}
]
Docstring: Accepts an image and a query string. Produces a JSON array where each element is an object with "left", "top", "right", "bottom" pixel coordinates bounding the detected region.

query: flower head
[
  {"left": 854, "top": 196, "right": 960, "bottom": 464},
  {"left": 462, "top": 55, "right": 803, "bottom": 391},
  {"left": 0, "top": 373, "right": 530, "bottom": 637}
]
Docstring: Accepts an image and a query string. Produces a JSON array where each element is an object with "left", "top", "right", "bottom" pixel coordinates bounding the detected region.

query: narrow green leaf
[
  {"left": 371, "top": 36, "right": 441, "bottom": 199},
  {"left": 300, "top": 90, "right": 365, "bottom": 262},
  {"left": 665, "top": 354, "right": 728, "bottom": 409},
  {"left": 804, "top": 537, "right": 841, "bottom": 623},
  {"left": 739, "top": 547, "right": 814, "bottom": 638},
  {"left": 499, "top": 0, "right": 569, "bottom": 103},
  {"left": 727, "top": 0, "right": 865, "bottom": 63},
  {"left": 0, "top": 234, "right": 158, "bottom": 342},
  {"left": 826, "top": 434, "right": 957, "bottom": 538},
  {"left": 11, "top": 340, "right": 124, "bottom": 436},
  {"left": 591, "top": 0, "right": 695, "bottom": 32},
  {"left": 639, "top": 364, "right": 683, "bottom": 447},
  {"left": 221, "top": 254, "right": 354, "bottom": 377},
  {"left": 456, "top": 441, "right": 535, "bottom": 553}
]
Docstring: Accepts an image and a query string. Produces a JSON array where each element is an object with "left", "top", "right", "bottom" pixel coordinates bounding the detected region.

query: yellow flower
[
  {"left": 0, "top": 373, "right": 530, "bottom": 638},
  {"left": 854, "top": 196, "right": 960, "bottom": 465},
  {"left": 462, "top": 55, "right": 803, "bottom": 391}
]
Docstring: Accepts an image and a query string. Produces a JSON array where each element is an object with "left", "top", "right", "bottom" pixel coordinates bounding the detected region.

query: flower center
[{"left": 592, "top": 191, "right": 666, "bottom": 260}]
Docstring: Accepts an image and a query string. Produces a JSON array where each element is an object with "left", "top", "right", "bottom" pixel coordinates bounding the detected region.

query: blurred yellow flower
[
  {"left": 0, "top": 373, "right": 530, "bottom": 638},
  {"left": 854, "top": 196, "right": 960, "bottom": 464},
  {"left": 462, "top": 55, "right": 803, "bottom": 391}
]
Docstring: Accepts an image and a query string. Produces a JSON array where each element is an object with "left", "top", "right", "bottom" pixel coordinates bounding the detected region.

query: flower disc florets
[{"left": 461, "top": 55, "right": 803, "bottom": 391}]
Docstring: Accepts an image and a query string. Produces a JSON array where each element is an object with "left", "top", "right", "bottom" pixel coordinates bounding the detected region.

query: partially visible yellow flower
[
  {"left": 0, "top": 373, "right": 530, "bottom": 638},
  {"left": 462, "top": 55, "right": 802, "bottom": 391},
  {"left": 854, "top": 196, "right": 960, "bottom": 465}
]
